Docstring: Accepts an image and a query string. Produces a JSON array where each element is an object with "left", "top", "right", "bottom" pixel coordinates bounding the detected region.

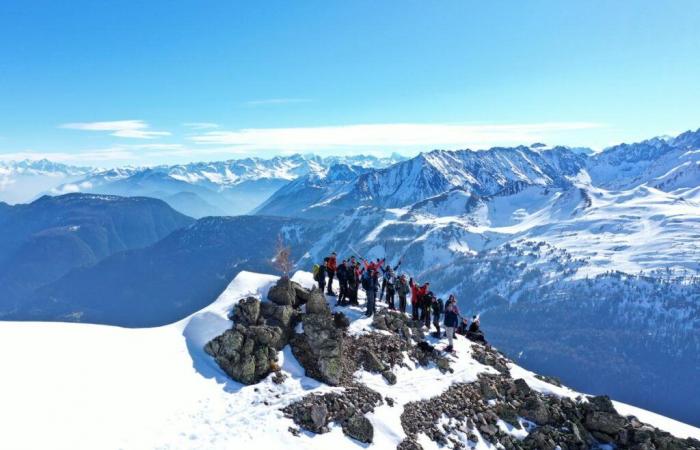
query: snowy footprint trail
[{"left": 0, "top": 270, "right": 698, "bottom": 450}]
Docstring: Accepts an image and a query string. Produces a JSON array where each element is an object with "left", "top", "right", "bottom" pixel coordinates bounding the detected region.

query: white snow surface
[{"left": 0, "top": 270, "right": 698, "bottom": 450}]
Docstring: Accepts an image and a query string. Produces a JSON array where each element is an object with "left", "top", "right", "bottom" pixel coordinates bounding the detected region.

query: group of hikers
[{"left": 312, "top": 252, "right": 486, "bottom": 352}]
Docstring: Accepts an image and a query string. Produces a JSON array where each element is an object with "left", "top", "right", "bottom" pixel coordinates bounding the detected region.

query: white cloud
[
  {"left": 182, "top": 122, "right": 220, "bottom": 130},
  {"left": 189, "top": 122, "right": 604, "bottom": 151},
  {"left": 245, "top": 98, "right": 312, "bottom": 106},
  {"left": 59, "top": 120, "right": 170, "bottom": 139}
]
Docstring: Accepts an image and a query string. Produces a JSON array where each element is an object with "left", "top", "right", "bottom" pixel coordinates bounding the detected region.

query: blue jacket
[{"left": 444, "top": 303, "right": 460, "bottom": 328}]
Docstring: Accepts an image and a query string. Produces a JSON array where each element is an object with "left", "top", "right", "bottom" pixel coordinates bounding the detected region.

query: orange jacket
[{"left": 327, "top": 255, "right": 337, "bottom": 271}]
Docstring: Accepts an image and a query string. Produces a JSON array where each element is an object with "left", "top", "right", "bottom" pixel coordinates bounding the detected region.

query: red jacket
[
  {"left": 327, "top": 256, "right": 337, "bottom": 271},
  {"left": 363, "top": 259, "right": 384, "bottom": 272},
  {"left": 409, "top": 279, "right": 426, "bottom": 305}
]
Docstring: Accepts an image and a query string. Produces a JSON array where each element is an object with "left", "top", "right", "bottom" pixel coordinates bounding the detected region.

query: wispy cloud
[
  {"left": 244, "top": 98, "right": 313, "bottom": 106},
  {"left": 182, "top": 122, "right": 220, "bottom": 130},
  {"left": 189, "top": 122, "right": 604, "bottom": 151},
  {"left": 59, "top": 120, "right": 170, "bottom": 139}
]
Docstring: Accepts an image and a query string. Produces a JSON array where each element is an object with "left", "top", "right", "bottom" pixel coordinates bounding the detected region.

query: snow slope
[{"left": 1, "top": 271, "right": 698, "bottom": 450}]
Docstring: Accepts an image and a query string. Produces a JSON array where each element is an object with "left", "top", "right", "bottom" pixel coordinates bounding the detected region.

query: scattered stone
[
  {"left": 271, "top": 371, "right": 287, "bottom": 384},
  {"left": 342, "top": 415, "right": 374, "bottom": 443},
  {"left": 382, "top": 370, "right": 397, "bottom": 385},
  {"left": 282, "top": 384, "right": 383, "bottom": 438}
]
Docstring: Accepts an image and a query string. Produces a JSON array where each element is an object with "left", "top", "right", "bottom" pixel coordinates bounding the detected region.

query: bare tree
[{"left": 272, "top": 234, "right": 294, "bottom": 279}]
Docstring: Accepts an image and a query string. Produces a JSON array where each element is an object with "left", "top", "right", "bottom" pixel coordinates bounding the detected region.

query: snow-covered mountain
[
  {"left": 257, "top": 128, "right": 700, "bottom": 425},
  {"left": 1, "top": 270, "right": 698, "bottom": 450},
  {"left": 256, "top": 146, "right": 587, "bottom": 218},
  {"left": 49, "top": 154, "right": 405, "bottom": 217},
  {"left": 0, "top": 159, "right": 93, "bottom": 204}
]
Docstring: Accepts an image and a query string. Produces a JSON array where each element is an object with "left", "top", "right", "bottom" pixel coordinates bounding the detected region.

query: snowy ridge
[{"left": 0, "top": 270, "right": 697, "bottom": 450}]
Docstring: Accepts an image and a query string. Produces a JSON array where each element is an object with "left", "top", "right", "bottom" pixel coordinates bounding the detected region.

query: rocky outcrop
[
  {"left": 289, "top": 288, "right": 346, "bottom": 385},
  {"left": 205, "top": 278, "right": 308, "bottom": 385}
]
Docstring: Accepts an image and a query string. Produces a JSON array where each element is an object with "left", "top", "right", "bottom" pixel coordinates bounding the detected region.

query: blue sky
[{"left": 1, "top": 0, "right": 699, "bottom": 166}]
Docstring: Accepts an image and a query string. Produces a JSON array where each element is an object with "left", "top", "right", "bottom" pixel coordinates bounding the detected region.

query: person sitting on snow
[{"left": 466, "top": 315, "right": 487, "bottom": 344}]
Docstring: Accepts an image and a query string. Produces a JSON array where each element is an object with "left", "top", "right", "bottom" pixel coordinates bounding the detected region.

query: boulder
[
  {"left": 519, "top": 397, "right": 551, "bottom": 425},
  {"left": 267, "top": 278, "right": 297, "bottom": 306},
  {"left": 293, "top": 282, "right": 313, "bottom": 306},
  {"left": 230, "top": 296, "right": 260, "bottom": 325},
  {"left": 333, "top": 312, "right": 350, "bottom": 329},
  {"left": 584, "top": 410, "right": 626, "bottom": 436},
  {"left": 382, "top": 370, "right": 397, "bottom": 385},
  {"left": 260, "top": 302, "right": 296, "bottom": 329},
  {"left": 361, "top": 350, "right": 386, "bottom": 372},
  {"left": 305, "top": 288, "right": 329, "bottom": 314},
  {"left": 342, "top": 415, "right": 373, "bottom": 443},
  {"left": 204, "top": 327, "right": 279, "bottom": 385}
]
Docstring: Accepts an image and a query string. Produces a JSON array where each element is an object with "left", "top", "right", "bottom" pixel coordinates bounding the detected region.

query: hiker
[
  {"left": 336, "top": 259, "right": 349, "bottom": 305},
  {"left": 431, "top": 295, "right": 444, "bottom": 337},
  {"left": 420, "top": 283, "right": 431, "bottom": 328},
  {"left": 457, "top": 317, "right": 469, "bottom": 336},
  {"left": 314, "top": 258, "right": 328, "bottom": 292},
  {"left": 443, "top": 295, "right": 460, "bottom": 352},
  {"left": 326, "top": 252, "right": 338, "bottom": 295},
  {"left": 383, "top": 267, "right": 398, "bottom": 310},
  {"left": 396, "top": 274, "right": 410, "bottom": 314},
  {"left": 347, "top": 263, "right": 360, "bottom": 306},
  {"left": 380, "top": 259, "right": 401, "bottom": 301},
  {"left": 467, "top": 315, "right": 487, "bottom": 344},
  {"left": 409, "top": 277, "right": 424, "bottom": 320},
  {"left": 363, "top": 257, "right": 385, "bottom": 273},
  {"left": 364, "top": 269, "right": 379, "bottom": 317}
]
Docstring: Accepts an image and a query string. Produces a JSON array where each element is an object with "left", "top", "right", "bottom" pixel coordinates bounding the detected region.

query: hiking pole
[{"left": 348, "top": 244, "right": 365, "bottom": 262}]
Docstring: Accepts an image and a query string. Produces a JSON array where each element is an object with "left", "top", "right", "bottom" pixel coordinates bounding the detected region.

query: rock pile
[
  {"left": 282, "top": 383, "right": 383, "bottom": 444},
  {"left": 399, "top": 373, "right": 700, "bottom": 450}
]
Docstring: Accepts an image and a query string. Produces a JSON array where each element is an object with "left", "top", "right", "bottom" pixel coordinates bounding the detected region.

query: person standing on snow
[
  {"left": 380, "top": 259, "right": 401, "bottom": 301},
  {"left": 431, "top": 295, "right": 444, "bottom": 337},
  {"left": 396, "top": 274, "right": 410, "bottom": 314},
  {"left": 316, "top": 258, "right": 329, "bottom": 293},
  {"left": 383, "top": 267, "right": 398, "bottom": 310},
  {"left": 326, "top": 252, "right": 338, "bottom": 295},
  {"left": 409, "top": 277, "right": 422, "bottom": 320},
  {"left": 419, "top": 282, "right": 431, "bottom": 328},
  {"left": 336, "top": 259, "right": 349, "bottom": 306},
  {"left": 365, "top": 269, "right": 380, "bottom": 317},
  {"left": 443, "top": 295, "right": 460, "bottom": 352}
]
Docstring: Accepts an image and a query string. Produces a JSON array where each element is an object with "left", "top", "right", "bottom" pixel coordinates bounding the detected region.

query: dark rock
[
  {"left": 361, "top": 350, "right": 386, "bottom": 372},
  {"left": 584, "top": 410, "right": 626, "bottom": 435},
  {"left": 342, "top": 415, "right": 373, "bottom": 443},
  {"left": 293, "top": 282, "right": 312, "bottom": 306},
  {"left": 518, "top": 397, "right": 551, "bottom": 425},
  {"left": 397, "top": 439, "right": 423, "bottom": 450},
  {"left": 587, "top": 395, "right": 617, "bottom": 413},
  {"left": 267, "top": 278, "right": 297, "bottom": 306},
  {"left": 305, "top": 288, "right": 329, "bottom": 314},
  {"left": 282, "top": 384, "right": 382, "bottom": 440},
  {"left": 513, "top": 378, "right": 531, "bottom": 395},
  {"left": 496, "top": 404, "right": 521, "bottom": 429},
  {"left": 382, "top": 370, "right": 397, "bottom": 385},
  {"left": 310, "top": 403, "right": 328, "bottom": 429},
  {"left": 290, "top": 294, "right": 345, "bottom": 385},
  {"left": 333, "top": 312, "right": 350, "bottom": 329},
  {"left": 231, "top": 296, "right": 260, "bottom": 325}
]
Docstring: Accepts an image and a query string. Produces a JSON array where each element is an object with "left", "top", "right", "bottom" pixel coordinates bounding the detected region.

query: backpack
[
  {"left": 312, "top": 264, "right": 320, "bottom": 280},
  {"left": 361, "top": 271, "right": 371, "bottom": 290}
]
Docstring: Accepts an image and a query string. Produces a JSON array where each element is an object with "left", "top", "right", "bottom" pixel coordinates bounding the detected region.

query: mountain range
[
  {"left": 0, "top": 128, "right": 698, "bottom": 425},
  {"left": 0, "top": 154, "right": 405, "bottom": 217}
]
